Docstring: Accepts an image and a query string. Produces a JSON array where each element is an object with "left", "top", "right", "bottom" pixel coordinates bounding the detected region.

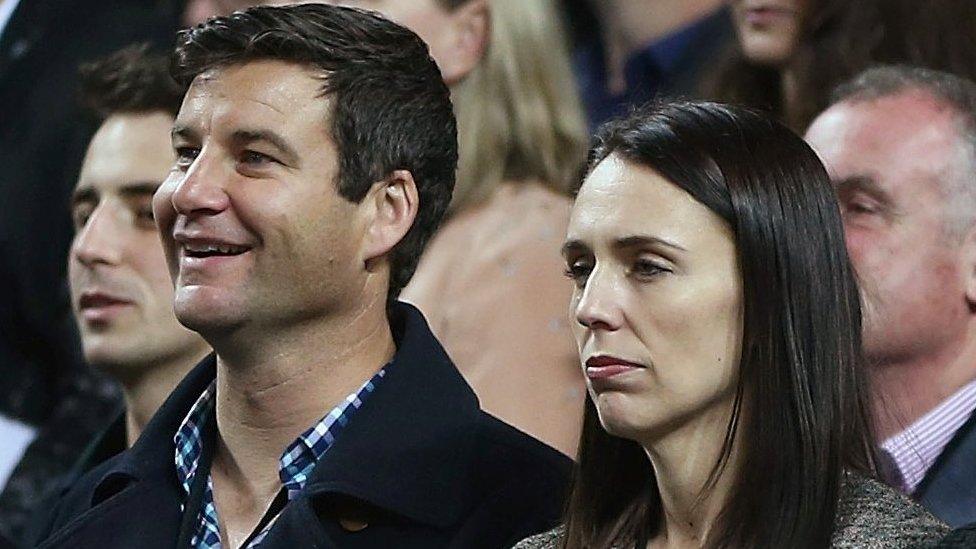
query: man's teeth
[{"left": 185, "top": 243, "right": 247, "bottom": 254}]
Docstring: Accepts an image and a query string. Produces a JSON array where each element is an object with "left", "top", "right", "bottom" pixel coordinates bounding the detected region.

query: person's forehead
[
  {"left": 180, "top": 60, "right": 330, "bottom": 129},
  {"left": 570, "top": 156, "right": 721, "bottom": 244},
  {"left": 808, "top": 92, "right": 964, "bottom": 189},
  {"left": 79, "top": 113, "right": 175, "bottom": 193}
]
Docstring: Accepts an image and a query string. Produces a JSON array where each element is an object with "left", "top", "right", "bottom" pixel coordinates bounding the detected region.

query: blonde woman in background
[{"left": 322, "top": 0, "right": 590, "bottom": 456}]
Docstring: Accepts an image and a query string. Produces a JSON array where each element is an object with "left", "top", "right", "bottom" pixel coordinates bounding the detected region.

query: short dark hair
[
  {"left": 79, "top": 43, "right": 185, "bottom": 119},
  {"left": 172, "top": 4, "right": 458, "bottom": 299},
  {"left": 562, "top": 101, "right": 877, "bottom": 548}
]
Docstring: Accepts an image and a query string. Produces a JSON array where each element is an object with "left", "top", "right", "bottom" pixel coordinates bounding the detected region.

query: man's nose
[
  {"left": 71, "top": 204, "right": 124, "bottom": 268},
  {"left": 169, "top": 150, "right": 232, "bottom": 216},
  {"left": 574, "top": 268, "right": 625, "bottom": 332}
]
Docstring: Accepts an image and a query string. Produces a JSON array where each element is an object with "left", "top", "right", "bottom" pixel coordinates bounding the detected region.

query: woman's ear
[
  {"left": 362, "top": 170, "right": 419, "bottom": 268},
  {"left": 439, "top": 0, "right": 490, "bottom": 85}
]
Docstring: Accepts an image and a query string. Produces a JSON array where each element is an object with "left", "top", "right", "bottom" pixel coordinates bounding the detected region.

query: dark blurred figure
[
  {"left": 0, "top": 0, "right": 180, "bottom": 542},
  {"left": 806, "top": 66, "right": 976, "bottom": 527},
  {"left": 717, "top": 0, "right": 976, "bottom": 130},
  {"left": 563, "top": 0, "right": 734, "bottom": 129}
]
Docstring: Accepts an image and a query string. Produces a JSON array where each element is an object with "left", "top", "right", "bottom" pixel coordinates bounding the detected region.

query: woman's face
[
  {"left": 563, "top": 156, "right": 743, "bottom": 443},
  {"left": 730, "top": 0, "right": 808, "bottom": 67}
]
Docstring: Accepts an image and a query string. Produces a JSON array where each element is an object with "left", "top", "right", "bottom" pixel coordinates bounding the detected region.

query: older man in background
[{"left": 806, "top": 65, "right": 976, "bottom": 526}]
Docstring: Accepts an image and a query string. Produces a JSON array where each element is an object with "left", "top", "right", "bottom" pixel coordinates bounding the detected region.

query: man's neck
[
  {"left": 871, "top": 334, "right": 976, "bottom": 440},
  {"left": 208, "top": 298, "right": 396, "bottom": 504},
  {"left": 596, "top": 0, "right": 722, "bottom": 95},
  {"left": 118, "top": 346, "right": 211, "bottom": 446}
]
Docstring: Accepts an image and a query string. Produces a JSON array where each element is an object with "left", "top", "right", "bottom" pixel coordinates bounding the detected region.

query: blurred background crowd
[{"left": 2, "top": 0, "right": 976, "bottom": 546}]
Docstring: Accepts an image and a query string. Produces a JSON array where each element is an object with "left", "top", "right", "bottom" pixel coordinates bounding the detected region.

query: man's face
[
  {"left": 805, "top": 90, "right": 974, "bottom": 364},
  {"left": 69, "top": 112, "right": 208, "bottom": 372},
  {"left": 153, "top": 60, "right": 367, "bottom": 338}
]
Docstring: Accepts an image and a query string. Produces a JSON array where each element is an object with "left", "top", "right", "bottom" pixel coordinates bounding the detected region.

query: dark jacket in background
[
  {"left": 0, "top": 0, "right": 180, "bottom": 542},
  {"left": 35, "top": 303, "right": 572, "bottom": 548},
  {"left": 916, "top": 410, "right": 976, "bottom": 527},
  {"left": 563, "top": 3, "right": 734, "bottom": 130}
]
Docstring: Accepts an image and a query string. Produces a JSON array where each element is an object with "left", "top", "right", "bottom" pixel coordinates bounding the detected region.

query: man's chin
[{"left": 174, "top": 289, "right": 246, "bottom": 338}]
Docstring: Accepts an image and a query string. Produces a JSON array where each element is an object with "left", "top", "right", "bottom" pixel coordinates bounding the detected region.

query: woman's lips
[{"left": 585, "top": 355, "right": 645, "bottom": 380}]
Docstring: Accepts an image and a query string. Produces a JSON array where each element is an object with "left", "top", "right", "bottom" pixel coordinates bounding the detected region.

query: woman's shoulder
[
  {"left": 512, "top": 525, "right": 564, "bottom": 549},
  {"left": 833, "top": 472, "right": 950, "bottom": 548}
]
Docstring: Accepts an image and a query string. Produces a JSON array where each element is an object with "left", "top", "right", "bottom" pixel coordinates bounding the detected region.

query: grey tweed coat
[{"left": 514, "top": 474, "right": 950, "bottom": 548}]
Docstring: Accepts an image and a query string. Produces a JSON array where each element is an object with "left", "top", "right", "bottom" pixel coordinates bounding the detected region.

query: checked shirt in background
[{"left": 174, "top": 368, "right": 387, "bottom": 548}]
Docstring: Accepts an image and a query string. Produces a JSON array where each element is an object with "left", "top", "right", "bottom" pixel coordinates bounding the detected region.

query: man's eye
[
  {"left": 71, "top": 205, "right": 94, "bottom": 229},
  {"left": 137, "top": 206, "right": 155, "bottom": 224},
  {"left": 174, "top": 147, "right": 200, "bottom": 167},
  {"left": 240, "top": 151, "right": 276, "bottom": 166},
  {"left": 847, "top": 201, "right": 877, "bottom": 214}
]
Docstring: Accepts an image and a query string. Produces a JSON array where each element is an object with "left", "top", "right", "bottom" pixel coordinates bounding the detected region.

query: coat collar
[
  {"left": 301, "top": 301, "right": 482, "bottom": 528},
  {"left": 90, "top": 302, "right": 482, "bottom": 528}
]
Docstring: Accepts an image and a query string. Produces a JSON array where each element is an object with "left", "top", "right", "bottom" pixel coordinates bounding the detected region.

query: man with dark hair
[
  {"left": 806, "top": 65, "right": 976, "bottom": 527},
  {"left": 69, "top": 43, "right": 210, "bottom": 452},
  {"left": 21, "top": 43, "right": 212, "bottom": 545},
  {"left": 35, "top": 5, "right": 570, "bottom": 548}
]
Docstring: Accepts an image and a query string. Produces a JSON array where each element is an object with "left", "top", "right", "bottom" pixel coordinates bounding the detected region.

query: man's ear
[
  {"left": 362, "top": 170, "right": 419, "bottom": 268},
  {"left": 439, "top": 0, "right": 490, "bottom": 85},
  {"left": 963, "top": 226, "right": 976, "bottom": 308}
]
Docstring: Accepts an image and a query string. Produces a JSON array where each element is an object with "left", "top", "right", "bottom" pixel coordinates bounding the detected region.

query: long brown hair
[
  {"left": 713, "top": 0, "right": 976, "bottom": 130},
  {"left": 561, "top": 101, "right": 877, "bottom": 548}
]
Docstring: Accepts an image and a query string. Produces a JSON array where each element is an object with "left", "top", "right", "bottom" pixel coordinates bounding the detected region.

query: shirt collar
[
  {"left": 278, "top": 369, "right": 386, "bottom": 498},
  {"left": 174, "top": 369, "right": 387, "bottom": 500},
  {"left": 174, "top": 380, "right": 216, "bottom": 496},
  {"left": 881, "top": 376, "right": 976, "bottom": 493}
]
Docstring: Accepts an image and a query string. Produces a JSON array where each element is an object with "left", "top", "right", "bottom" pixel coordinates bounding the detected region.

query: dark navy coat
[{"left": 35, "top": 303, "right": 571, "bottom": 548}]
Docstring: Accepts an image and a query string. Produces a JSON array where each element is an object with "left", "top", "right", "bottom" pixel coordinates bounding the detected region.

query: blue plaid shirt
[{"left": 174, "top": 369, "right": 386, "bottom": 548}]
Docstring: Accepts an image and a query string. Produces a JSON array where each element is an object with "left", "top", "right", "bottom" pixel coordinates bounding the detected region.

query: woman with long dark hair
[
  {"left": 715, "top": 0, "right": 976, "bottom": 130},
  {"left": 514, "top": 101, "right": 948, "bottom": 548}
]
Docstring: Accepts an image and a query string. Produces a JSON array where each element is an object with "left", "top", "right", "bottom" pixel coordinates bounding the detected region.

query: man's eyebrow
[
  {"left": 71, "top": 187, "right": 97, "bottom": 206},
  {"left": 171, "top": 124, "right": 197, "bottom": 143},
  {"left": 834, "top": 175, "right": 891, "bottom": 204},
  {"left": 230, "top": 129, "right": 300, "bottom": 166},
  {"left": 117, "top": 182, "right": 162, "bottom": 197}
]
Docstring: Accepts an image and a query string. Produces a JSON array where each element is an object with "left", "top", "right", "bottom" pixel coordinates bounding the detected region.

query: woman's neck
[{"left": 639, "top": 399, "right": 742, "bottom": 548}]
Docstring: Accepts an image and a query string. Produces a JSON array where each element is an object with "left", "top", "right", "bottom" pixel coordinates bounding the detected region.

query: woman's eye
[
  {"left": 632, "top": 259, "right": 669, "bottom": 279},
  {"left": 563, "top": 260, "right": 593, "bottom": 287}
]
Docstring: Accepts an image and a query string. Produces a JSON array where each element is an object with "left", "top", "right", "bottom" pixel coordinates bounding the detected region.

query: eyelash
[
  {"left": 563, "top": 258, "right": 670, "bottom": 288},
  {"left": 174, "top": 147, "right": 199, "bottom": 168},
  {"left": 239, "top": 150, "right": 277, "bottom": 166}
]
